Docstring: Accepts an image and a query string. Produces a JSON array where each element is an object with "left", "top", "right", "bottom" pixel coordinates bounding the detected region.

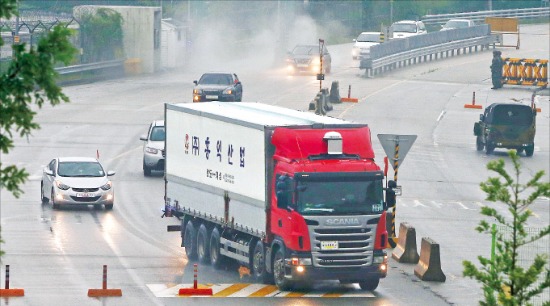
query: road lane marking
[{"left": 146, "top": 283, "right": 375, "bottom": 298}]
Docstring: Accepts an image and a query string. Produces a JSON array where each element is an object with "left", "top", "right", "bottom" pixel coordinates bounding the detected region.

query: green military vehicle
[{"left": 473, "top": 103, "right": 536, "bottom": 156}]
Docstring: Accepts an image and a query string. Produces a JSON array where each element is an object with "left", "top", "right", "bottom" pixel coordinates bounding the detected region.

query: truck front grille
[{"left": 310, "top": 225, "right": 375, "bottom": 268}]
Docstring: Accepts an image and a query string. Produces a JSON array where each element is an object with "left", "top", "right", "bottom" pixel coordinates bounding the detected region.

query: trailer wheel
[
  {"left": 184, "top": 220, "right": 198, "bottom": 260},
  {"left": 197, "top": 224, "right": 210, "bottom": 264},
  {"left": 209, "top": 227, "right": 225, "bottom": 269},
  {"left": 273, "top": 248, "right": 293, "bottom": 291},
  {"left": 252, "top": 240, "right": 271, "bottom": 283},
  {"left": 359, "top": 277, "right": 380, "bottom": 291}
]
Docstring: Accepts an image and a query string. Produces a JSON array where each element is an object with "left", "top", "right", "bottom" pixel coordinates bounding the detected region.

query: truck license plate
[
  {"left": 206, "top": 95, "right": 218, "bottom": 99},
  {"left": 321, "top": 241, "right": 339, "bottom": 250}
]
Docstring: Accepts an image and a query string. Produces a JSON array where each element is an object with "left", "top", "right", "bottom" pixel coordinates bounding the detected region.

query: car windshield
[
  {"left": 392, "top": 23, "right": 417, "bottom": 33},
  {"left": 150, "top": 126, "right": 165, "bottom": 141},
  {"left": 58, "top": 162, "right": 105, "bottom": 177},
  {"left": 296, "top": 177, "right": 384, "bottom": 216},
  {"left": 445, "top": 20, "right": 470, "bottom": 28},
  {"left": 292, "top": 46, "right": 317, "bottom": 55},
  {"left": 492, "top": 106, "right": 533, "bottom": 126},
  {"left": 199, "top": 74, "right": 232, "bottom": 85},
  {"left": 357, "top": 33, "right": 379, "bottom": 42}
]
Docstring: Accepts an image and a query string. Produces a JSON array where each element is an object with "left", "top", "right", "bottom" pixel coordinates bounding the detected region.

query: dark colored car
[
  {"left": 193, "top": 72, "right": 243, "bottom": 102},
  {"left": 286, "top": 44, "right": 331, "bottom": 75},
  {"left": 473, "top": 103, "right": 536, "bottom": 156}
]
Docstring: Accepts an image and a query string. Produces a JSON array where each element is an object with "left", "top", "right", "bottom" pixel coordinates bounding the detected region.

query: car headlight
[
  {"left": 193, "top": 89, "right": 203, "bottom": 95},
  {"left": 223, "top": 88, "right": 233, "bottom": 95},
  {"left": 145, "top": 147, "right": 158, "bottom": 154},
  {"left": 100, "top": 181, "right": 112, "bottom": 191},
  {"left": 55, "top": 180, "right": 70, "bottom": 190}
]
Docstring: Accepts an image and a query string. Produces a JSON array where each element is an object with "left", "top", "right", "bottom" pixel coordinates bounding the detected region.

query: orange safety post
[
  {"left": 88, "top": 265, "right": 122, "bottom": 297},
  {"left": 178, "top": 264, "right": 213, "bottom": 296},
  {"left": 341, "top": 85, "right": 359, "bottom": 103},
  {"left": 0, "top": 265, "right": 24, "bottom": 297},
  {"left": 464, "top": 91, "right": 482, "bottom": 109}
]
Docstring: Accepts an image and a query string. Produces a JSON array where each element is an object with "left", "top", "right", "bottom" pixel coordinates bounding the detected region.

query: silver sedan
[{"left": 40, "top": 157, "right": 115, "bottom": 209}]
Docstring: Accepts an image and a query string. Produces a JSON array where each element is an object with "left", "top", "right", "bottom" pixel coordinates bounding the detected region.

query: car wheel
[
  {"left": 51, "top": 189, "right": 60, "bottom": 210},
  {"left": 273, "top": 247, "right": 293, "bottom": 291},
  {"left": 476, "top": 136, "right": 484, "bottom": 151},
  {"left": 252, "top": 240, "right": 271, "bottom": 283},
  {"left": 143, "top": 162, "right": 152, "bottom": 176},
  {"left": 197, "top": 224, "right": 210, "bottom": 264},
  {"left": 359, "top": 277, "right": 380, "bottom": 291},
  {"left": 525, "top": 144, "right": 534, "bottom": 157},
  {"left": 209, "top": 227, "right": 225, "bottom": 269},
  {"left": 184, "top": 220, "right": 198, "bottom": 261},
  {"left": 41, "top": 182, "right": 49, "bottom": 203}
]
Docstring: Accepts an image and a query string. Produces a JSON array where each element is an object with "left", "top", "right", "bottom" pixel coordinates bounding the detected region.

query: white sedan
[{"left": 41, "top": 157, "right": 115, "bottom": 210}]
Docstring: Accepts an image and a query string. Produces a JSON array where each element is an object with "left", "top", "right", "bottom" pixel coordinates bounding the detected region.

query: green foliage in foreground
[{"left": 463, "top": 150, "right": 550, "bottom": 306}]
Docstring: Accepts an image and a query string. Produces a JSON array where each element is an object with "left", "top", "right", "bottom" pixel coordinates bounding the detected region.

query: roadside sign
[{"left": 377, "top": 134, "right": 417, "bottom": 170}]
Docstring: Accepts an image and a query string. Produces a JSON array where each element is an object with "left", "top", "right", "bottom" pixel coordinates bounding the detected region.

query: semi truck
[{"left": 162, "top": 102, "right": 397, "bottom": 291}]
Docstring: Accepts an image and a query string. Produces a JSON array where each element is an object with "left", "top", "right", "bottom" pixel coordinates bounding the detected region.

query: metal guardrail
[
  {"left": 360, "top": 25, "right": 497, "bottom": 77},
  {"left": 421, "top": 7, "right": 550, "bottom": 25},
  {"left": 53, "top": 59, "right": 126, "bottom": 85},
  {"left": 55, "top": 59, "right": 124, "bottom": 75}
]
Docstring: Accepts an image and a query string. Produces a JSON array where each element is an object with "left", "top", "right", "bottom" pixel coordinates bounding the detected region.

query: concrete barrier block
[
  {"left": 392, "top": 222, "right": 419, "bottom": 263},
  {"left": 414, "top": 237, "right": 446, "bottom": 282}
]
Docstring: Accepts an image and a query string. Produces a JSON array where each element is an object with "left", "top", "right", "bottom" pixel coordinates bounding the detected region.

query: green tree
[
  {"left": 79, "top": 7, "right": 124, "bottom": 63},
  {"left": 0, "top": 0, "right": 77, "bottom": 256},
  {"left": 463, "top": 150, "right": 550, "bottom": 305}
]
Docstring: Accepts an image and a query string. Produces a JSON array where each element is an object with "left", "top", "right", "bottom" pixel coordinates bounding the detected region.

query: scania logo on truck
[{"left": 325, "top": 218, "right": 360, "bottom": 226}]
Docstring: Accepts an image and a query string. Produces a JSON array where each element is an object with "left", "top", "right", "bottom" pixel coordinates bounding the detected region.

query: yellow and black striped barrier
[{"left": 502, "top": 58, "right": 548, "bottom": 88}]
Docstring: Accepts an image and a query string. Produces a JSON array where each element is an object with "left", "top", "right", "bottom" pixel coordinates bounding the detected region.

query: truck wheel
[
  {"left": 525, "top": 144, "right": 534, "bottom": 157},
  {"left": 476, "top": 136, "right": 484, "bottom": 151},
  {"left": 359, "top": 277, "right": 380, "bottom": 291},
  {"left": 252, "top": 240, "right": 271, "bottom": 283},
  {"left": 485, "top": 143, "right": 495, "bottom": 155},
  {"left": 209, "top": 227, "right": 225, "bottom": 269},
  {"left": 184, "top": 221, "right": 198, "bottom": 261},
  {"left": 273, "top": 248, "right": 293, "bottom": 291},
  {"left": 197, "top": 224, "right": 210, "bottom": 264}
]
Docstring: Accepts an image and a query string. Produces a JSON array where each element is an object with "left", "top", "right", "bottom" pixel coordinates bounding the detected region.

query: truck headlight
[
  {"left": 290, "top": 257, "right": 312, "bottom": 266},
  {"left": 373, "top": 254, "right": 388, "bottom": 264}
]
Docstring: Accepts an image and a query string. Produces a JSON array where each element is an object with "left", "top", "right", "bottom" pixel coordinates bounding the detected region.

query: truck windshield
[{"left": 295, "top": 176, "right": 384, "bottom": 215}]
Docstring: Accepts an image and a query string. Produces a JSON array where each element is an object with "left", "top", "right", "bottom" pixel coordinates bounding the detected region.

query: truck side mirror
[
  {"left": 276, "top": 175, "right": 293, "bottom": 209},
  {"left": 385, "top": 180, "right": 397, "bottom": 208}
]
